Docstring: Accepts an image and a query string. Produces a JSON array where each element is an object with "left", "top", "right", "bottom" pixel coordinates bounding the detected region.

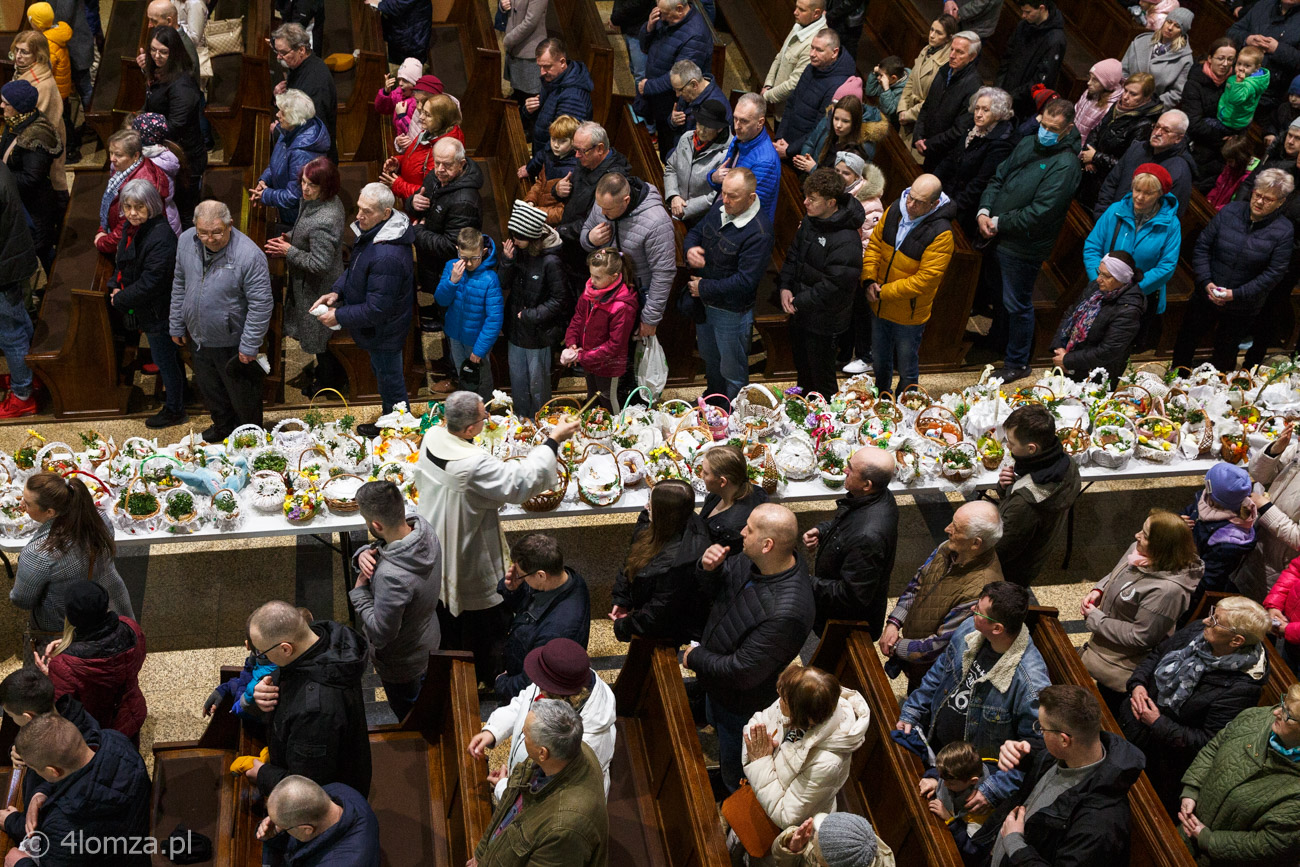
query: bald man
[
  {"left": 802, "top": 446, "right": 899, "bottom": 636},
  {"left": 245, "top": 601, "right": 373, "bottom": 798},
  {"left": 258, "top": 776, "right": 379, "bottom": 867},
  {"left": 880, "top": 500, "right": 1004, "bottom": 689},
  {"left": 683, "top": 502, "right": 815, "bottom": 794},
  {"left": 136, "top": 0, "right": 200, "bottom": 83}
]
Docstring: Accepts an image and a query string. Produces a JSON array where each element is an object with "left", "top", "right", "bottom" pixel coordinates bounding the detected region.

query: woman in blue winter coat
[
  {"left": 1083, "top": 163, "right": 1182, "bottom": 317},
  {"left": 252, "top": 88, "right": 330, "bottom": 226},
  {"left": 435, "top": 226, "right": 504, "bottom": 400}
]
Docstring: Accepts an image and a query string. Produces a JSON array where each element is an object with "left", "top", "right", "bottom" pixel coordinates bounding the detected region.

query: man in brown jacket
[{"left": 879, "top": 500, "right": 1004, "bottom": 689}]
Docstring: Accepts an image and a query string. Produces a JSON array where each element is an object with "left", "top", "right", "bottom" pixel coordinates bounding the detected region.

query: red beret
[{"left": 1133, "top": 161, "right": 1173, "bottom": 194}]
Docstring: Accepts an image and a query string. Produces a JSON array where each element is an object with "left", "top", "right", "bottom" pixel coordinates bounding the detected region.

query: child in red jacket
[
  {"left": 562, "top": 247, "right": 639, "bottom": 410},
  {"left": 1265, "top": 553, "right": 1300, "bottom": 671}
]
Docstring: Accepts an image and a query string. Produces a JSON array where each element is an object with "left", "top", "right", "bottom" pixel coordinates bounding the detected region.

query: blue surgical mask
[{"left": 1037, "top": 124, "right": 1059, "bottom": 147}]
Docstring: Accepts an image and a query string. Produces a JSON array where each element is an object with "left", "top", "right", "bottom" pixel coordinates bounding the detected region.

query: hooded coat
[
  {"left": 798, "top": 101, "right": 888, "bottom": 165},
  {"left": 776, "top": 49, "right": 859, "bottom": 154},
  {"left": 743, "top": 688, "right": 871, "bottom": 828},
  {"left": 253, "top": 620, "right": 373, "bottom": 798},
  {"left": 93, "top": 157, "right": 172, "bottom": 255},
  {"left": 410, "top": 152, "right": 483, "bottom": 291},
  {"left": 994, "top": 449, "right": 1082, "bottom": 586},
  {"left": 564, "top": 274, "right": 640, "bottom": 377},
  {"left": 1080, "top": 542, "right": 1205, "bottom": 692},
  {"left": 1084, "top": 191, "right": 1182, "bottom": 313},
  {"left": 779, "top": 192, "right": 866, "bottom": 336},
  {"left": 496, "top": 567, "right": 592, "bottom": 701},
  {"left": 1051, "top": 280, "right": 1147, "bottom": 385},
  {"left": 532, "top": 60, "right": 595, "bottom": 153},
  {"left": 347, "top": 515, "right": 442, "bottom": 684},
  {"left": 434, "top": 234, "right": 503, "bottom": 360},
  {"left": 2, "top": 112, "right": 61, "bottom": 253},
  {"left": 258, "top": 116, "right": 331, "bottom": 224},
  {"left": 260, "top": 783, "right": 380, "bottom": 867},
  {"left": 502, "top": 229, "right": 573, "bottom": 349},
  {"left": 108, "top": 212, "right": 179, "bottom": 334},
  {"left": 334, "top": 210, "right": 416, "bottom": 354},
  {"left": 664, "top": 129, "right": 731, "bottom": 225},
  {"left": 578, "top": 176, "right": 677, "bottom": 326},
  {"left": 862, "top": 192, "right": 955, "bottom": 327},
  {"left": 996, "top": 6, "right": 1068, "bottom": 118},
  {"left": 978, "top": 125, "right": 1084, "bottom": 262},
  {"left": 47, "top": 616, "right": 147, "bottom": 739},
  {"left": 611, "top": 508, "right": 708, "bottom": 645},
  {"left": 1122, "top": 32, "right": 1194, "bottom": 108}
]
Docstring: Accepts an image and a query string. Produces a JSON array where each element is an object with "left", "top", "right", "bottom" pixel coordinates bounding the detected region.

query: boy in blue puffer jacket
[{"left": 436, "top": 227, "right": 504, "bottom": 399}]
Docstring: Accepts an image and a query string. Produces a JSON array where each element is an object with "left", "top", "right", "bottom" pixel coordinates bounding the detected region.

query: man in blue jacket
[
  {"left": 313, "top": 183, "right": 415, "bottom": 437},
  {"left": 683, "top": 168, "right": 774, "bottom": 400},
  {"left": 259, "top": 776, "right": 380, "bottom": 867},
  {"left": 711, "top": 93, "right": 780, "bottom": 223},
  {"left": 773, "top": 29, "right": 856, "bottom": 158},
  {"left": 526, "top": 38, "right": 594, "bottom": 155},
  {"left": 637, "top": 0, "right": 713, "bottom": 158}
]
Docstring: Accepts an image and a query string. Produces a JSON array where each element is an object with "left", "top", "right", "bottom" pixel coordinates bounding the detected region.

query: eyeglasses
[
  {"left": 970, "top": 606, "right": 1004, "bottom": 626},
  {"left": 1206, "top": 605, "right": 1243, "bottom": 635},
  {"left": 1252, "top": 191, "right": 1282, "bottom": 204},
  {"left": 1032, "top": 720, "right": 1069, "bottom": 736},
  {"left": 251, "top": 643, "right": 281, "bottom": 665},
  {"left": 1277, "top": 702, "right": 1298, "bottom": 724},
  {"left": 572, "top": 145, "right": 597, "bottom": 156}
]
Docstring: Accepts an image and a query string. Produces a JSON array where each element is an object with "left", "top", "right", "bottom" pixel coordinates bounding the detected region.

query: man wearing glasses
[
  {"left": 1093, "top": 109, "right": 1194, "bottom": 220},
  {"left": 898, "top": 582, "right": 1049, "bottom": 810},
  {"left": 974, "top": 685, "right": 1146, "bottom": 867},
  {"left": 271, "top": 23, "right": 338, "bottom": 162}
]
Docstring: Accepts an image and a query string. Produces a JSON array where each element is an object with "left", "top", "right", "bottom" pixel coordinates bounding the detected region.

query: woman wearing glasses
[
  {"left": 1178, "top": 682, "right": 1300, "bottom": 864},
  {"left": 1080, "top": 508, "right": 1203, "bottom": 710},
  {"left": 1118, "top": 596, "right": 1271, "bottom": 812}
]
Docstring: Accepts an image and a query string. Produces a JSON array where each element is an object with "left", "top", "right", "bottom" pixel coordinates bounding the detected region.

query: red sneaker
[{"left": 0, "top": 392, "right": 37, "bottom": 419}]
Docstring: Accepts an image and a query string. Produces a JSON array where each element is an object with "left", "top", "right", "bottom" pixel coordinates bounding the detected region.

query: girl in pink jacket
[{"left": 562, "top": 248, "right": 639, "bottom": 411}]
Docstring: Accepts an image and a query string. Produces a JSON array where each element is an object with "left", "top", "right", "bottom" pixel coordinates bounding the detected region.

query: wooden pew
[
  {"left": 205, "top": 0, "right": 273, "bottom": 167},
  {"left": 151, "top": 652, "right": 492, "bottom": 866},
  {"left": 1186, "top": 592, "right": 1299, "bottom": 706},
  {"left": 809, "top": 622, "right": 965, "bottom": 867},
  {"left": 84, "top": 0, "right": 147, "bottom": 150},
  {"left": 550, "top": 0, "right": 616, "bottom": 128},
  {"left": 609, "top": 639, "right": 730, "bottom": 867},
  {"left": 1176, "top": 0, "right": 1238, "bottom": 66},
  {"left": 715, "top": 0, "right": 790, "bottom": 94},
  {"left": 319, "top": 0, "right": 386, "bottom": 162},
  {"left": 1055, "top": 0, "right": 1145, "bottom": 72},
  {"left": 1024, "top": 606, "right": 1199, "bottom": 867},
  {"left": 429, "top": 0, "right": 503, "bottom": 154},
  {"left": 693, "top": 0, "right": 727, "bottom": 87}
]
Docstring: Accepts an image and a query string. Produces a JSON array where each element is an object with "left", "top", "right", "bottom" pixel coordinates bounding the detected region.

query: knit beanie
[
  {"left": 1205, "top": 462, "right": 1251, "bottom": 511},
  {"left": 1091, "top": 58, "right": 1124, "bottom": 92},
  {"left": 1290, "top": 74, "right": 1300, "bottom": 96},
  {"left": 1165, "top": 6, "right": 1193, "bottom": 32},
  {"left": 816, "top": 813, "right": 879, "bottom": 867},
  {"left": 26, "top": 2, "right": 54, "bottom": 30},
  {"left": 1133, "top": 161, "right": 1173, "bottom": 194},
  {"left": 833, "top": 76, "right": 864, "bottom": 102},
  {"left": 413, "top": 74, "right": 445, "bottom": 95},
  {"left": 397, "top": 57, "right": 423, "bottom": 85},
  {"left": 131, "top": 112, "right": 170, "bottom": 147},
  {"left": 1031, "top": 83, "right": 1059, "bottom": 113},
  {"left": 507, "top": 199, "right": 550, "bottom": 239},
  {"left": 64, "top": 580, "right": 115, "bottom": 633},
  {"left": 1, "top": 80, "right": 38, "bottom": 115}
]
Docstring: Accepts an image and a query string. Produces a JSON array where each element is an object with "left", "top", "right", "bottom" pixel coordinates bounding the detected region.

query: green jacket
[
  {"left": 978, "top": 126, "right": 1083, "bottom": 262},
  {"left": 474, "top": 743, "right": 609, "bottom": 867},
  {"left": 1181, "top": 706, "right": 1300, "bottom": 866},
  {"left": 1218, "top": 69, "right": 1270, "bottom": 131}
]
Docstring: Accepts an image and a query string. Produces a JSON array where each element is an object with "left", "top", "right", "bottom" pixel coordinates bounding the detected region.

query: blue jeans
[
  {"left": 997, "top": 248, "right": 1042, "bottom": 368},
  {"left": 146, "top": 330, "right": 185, "bottom": 414},
  {"left": 0, "top": 288, "right": 34, "bottom": 399},
  {"left": 705, "top": 694, "right": 749, "bottom": 795},
  {"left": 508, "top": 343, "right": 551, "bottom": 419},
  {"left": 367, "top": 348, "right": 407, "bottom": 413},
  {"left": 696, "top": 306, "right": 753, "bottom": 402},
  {"left": 623, "top": 33, "right": 648, "bottom": 86},
  {"left": 450, "top": 337, "right": 494, "bottom": 399},
  {"left": 871, "top": 318, "right": 925, "bottom": 396},
  {"left": 381, "top": 674, "right": 424, "bottom": 723}
]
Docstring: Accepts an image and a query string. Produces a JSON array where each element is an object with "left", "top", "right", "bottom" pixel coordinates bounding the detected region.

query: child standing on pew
[
  {"left": 561, "top": 247, "right": 639, "bottom": 412},
  {"left": 1216, "top": 46, "right": 1271, "bottom": 133},
  {"left": 520, "top": 114, "right": 580, "bottom": 225},
  {"left": 921, "top": 741, "right": 996, "bottom": 857},
  {"left": 372, "top": 57, "right": 423, "bottom": 139}
]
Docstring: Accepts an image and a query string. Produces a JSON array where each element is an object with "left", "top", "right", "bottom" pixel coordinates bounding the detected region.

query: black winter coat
[
  {"left": 1192, "top": 199, "right": 1294, "bottom": 316},
  {"left": 913, "top": 62, "right": 982, "bottom": 154},
  {"left": 971, "top": 731, "right": 1145, "bottom": 867},
  {"left": 776, "top": 49, "right": 859, "bottom": 154},
  {"left": 691, "top": 553, "right": 816, "bottom": 715},
  {"left": 557, "top": 148, "right": 633, "bottom": 247},
  {"left": 2, "top": 728, "right": 151, "bottom": 867},
  {"left": 1182, "top": 65, "right": 1230, "bottom": 188},
  {"left": 996, "top": 7, "right": 1067, "bottom": 118},
  {"left": 375, "top": 0, "right": 433, "bottom": 64},
  {"left": 410, "top": 159, "right": 484, "bottom": 292},
  {"left": 275, "top": 0, "right": 325, "bottom": 56},
  {"left": 932, "top": 116, "right": 1016, "bottom": 234},
  {"left": 1077, "top": 99, "right": 1161, "bottom": 210},
  {"left": 0, "top": 162, "right": 37, "bottom": 285},
  {"left": 810, "top": 488, "right": 899, "bottom": 635},
  {"left": 1095, "top": 138, "right": 1196, "bottom": 220},
  {"left": 502, "top": 236, "right": 573, "bottom": 348},
  {"left": 2, "top": 115, "right": 60, "bottom": 253},
  {"left": 20, "top": 696, "right": 100, "bottom": 808},
  {"left": 779, "top": 193, "right": 866, "bottom": 336},
  {"left": 144, "top": 74, "right": 208, "bottom": 177},
  {"left": 254, "top": 620, "right": 372, "bottom": 798},
  {"left": 611, "top": 509, "right": 707, "bottom": 645},
  {"left": 700, "top": 488, "right": 769, "bottom": 553},
  {"left": 531, "top": 61, "right": 595, "bottom": 153},
  {"left": 609, "top": 0, "right": 654, "bottom": 32},
  {"left": 496, "top": 568, "right": 592, "bottom": 700},
  {"left": 1051, "top": 281, "right": 1146, "bottom": 386},
  {"left": 1180, "top": 497, "right": 1258, "bottom": 592},
  {"left": 108, "top": 214, "right": 178, "bottom": 334},
  {"left": 1229, "top": 0, "right": 1300, "bottom": 100},
  {"left": 285, "top": 54, "right": 339, "bottom": 163}
]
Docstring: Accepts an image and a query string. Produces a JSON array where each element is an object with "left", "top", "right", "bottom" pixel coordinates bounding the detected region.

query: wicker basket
[
  {"left": 580, "top": 405, "right": 617, "bottom": 444},
  {"left": 137, "top": 454, "right": 185, "bottom": 493},
  {"left": 774, "top": 435, "right": 818, "bottom": 481},
  {"left": 64, "top": 468, "right": 114, "bottom": 514},
  {"left": 873, "top": 394, "right": 904, "bottom": 425},
  {"left": 1092, "top": 422, "right": 1137, "bottom": 469},
  {"left": 976, "top": 431, "right": 1005, "bottom": 470},
  {"left": 576, "top": 443, "right": 623, "bottom": 507},
  {"left": 734, "top": 384, "right": 782, "bottom": 423},
  {"left": 516, "top": 457, "right": 569, "bottom": 512},
  {"left": 652, "top": 398, "right": 697, "bottom": 437},
  {"left": 292, "top": 445, "right": 332, "bottom": 490},
  {"left": 271, "top": 417, "right": 314, "bottom": 455},
  {"left": 671, "top": 421, "right": 714, "bottom": 463},
  {"left": 645, "top": 446, "right": 689, "bottom": 488},
  {"left": 1008, "top": 384, "right": 1055, "bottom": 408},
  {"left": 537, "top": 396, "right": 584, "bottom": 426},
  {"left": 915, "top": 405, "right": 964, "bottom": 446},
  {"left": 115, "top": 475, "right": 164, "bottom": 534},
  {"left": 118, "top": 435, "right": 158, "bottom": 461},
  {"left": 616, "top": 449, "right": 648, "bottom": 486},
  {"left": 897, "top": 384, "right": 933, "bottom": 413},
  {"left": 162, "top": 488, "right": 203, "bottom": 534},
  {"left": 1056, "top": 418, "right": 1092, "bottom": 459},
  {"left": 250, "top": 470, "right": 288, "bottom": 512},
  {"left": 283, "top": 481, "right": 321, "bottom": 524},
  {"left": 697, "top": 395, "right": 732, "bottom": 441},
  {"left": 35, "top": 441, "right": 79, "bottom": 476},
  {"left": 209, "top": 488, "right": 243, "bottom": 531},
  {"left": 1134, "top": 415, "right": 1180, "bottom": 463},
  {"left": 1220, "top": 434, "right": 1249, "bottom": 464},
  {"left": 330, "top": 433, "right": 371, "bottom": 474},
  {"left": 940, "top": 442, "right": 978, "bottom": 482},
  {"left": 321, "top": 473, "right": 365, "bottom": 513}
]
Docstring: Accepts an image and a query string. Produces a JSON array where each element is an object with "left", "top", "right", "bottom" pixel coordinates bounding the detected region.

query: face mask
[{"left": 1037, "top": 125, "right": 1059, "bottom": 147}]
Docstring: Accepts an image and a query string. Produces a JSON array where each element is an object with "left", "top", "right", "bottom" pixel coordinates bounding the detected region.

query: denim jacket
[{"left": 898, "top": 617, "right": 1050, "bottom": 803}]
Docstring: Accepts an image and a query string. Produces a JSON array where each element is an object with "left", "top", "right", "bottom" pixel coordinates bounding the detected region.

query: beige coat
[
  {"left": 415, "top": 425, "right": 558, "bottom": 616},
  {"left": 771, "top": 814, "right": 896, "bottom": 867},
  {"left": 897, "top": 42, "right": 951, "bottom": 128},
  {"left": 763, "top": 17, "right": 829, "bottom": 120},
  {"left": 1239, "top": 440, "right": 1300, "bottom": 599},
  {"left": 15, "top": 64, "right": 66, "bottom": 193}
]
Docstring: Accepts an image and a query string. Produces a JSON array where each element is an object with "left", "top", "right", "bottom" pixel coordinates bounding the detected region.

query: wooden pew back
[
  {"left": 715, "top": 0, "right": 791, "bottom": 92},
  {"left": 551, "top": 0, "right": 615, "bottom": 128},
  {"left": 321, "top": 0, "right": 387, "bottom": 162},
  {"left": 442, "top": 0, "right": 504, "bottom": 153}
]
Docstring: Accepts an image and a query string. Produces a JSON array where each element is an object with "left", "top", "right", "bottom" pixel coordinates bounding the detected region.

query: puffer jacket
[
  {"left": 798, "top": 101, "right": 887, "bottom": 164},
  {"left": 334, "top": 210, "right": 416, "bottom": 353},
  {"left": 1095, "top": 137, "right": 1196, "bottom": 221},
  {"left": 1228, "top": 0, "right": 1300, "bottom": 101},
  {"left": 47, "top": 616, "right": 147, "bottom": 739},
  {"left": 862, "top": 193, "right": 955, "bottom": 327},
  {"left": 411, "top": 154, "right": 483, "bottom": 292},
  {"left": 1181, "top": 493, "right": 1259, "bottom": 593},
  {"left": 743, "top": 688, "right": 871, "bottom": 827},
  {"left": 557, "top": 148, "right": 632, "bottom": 246},
  {"left": 638, "top": 6, "right": 713, "bottom": 103},
  {"left": 773, "top": 814, "right": 896, "bottom": 867},
  {"left": 94, "top": 158, "right": 170, "bottom": 254},
  {"left": 390, "top": 126, "right": 465, "bottom": 201},
  {"left": 578, "top": 175, "right": 677, "bottom": 325},
  {"left": 531, "top": 60, "right": 595, "bottom": 153},
  {"left": 483, "top": 675, "right": 618, "bottom": 801},
  {"left": 169, "top": 227, "right": 273, "bottom": 356},
  {"left": 1180, "top": 705, "right": 1300, "bottom": 866},
  {"left": 1192, "top": 199, "right": 1294, "bottom": 317},
  {"left": 912, "top": 60, "right": 981, "bottom": 148},
  {"left": 897, "top": 42, "right": 951, "bottom": 127},
  {"left": 1079, "top": 99, "right": 1162, "bottom": 209},
  {"left": 108, "top": 213, "right": 178, "bottom": 334},
  {"left": 713, "top": 130, "right": 780, "bottom": 223},
  {"left": 763, "top": 17, "right": 829, "bottom": 117},
  {"left": 664, "top": 130, "right": 731, "bottom": 225},
  {"left": 143, "top": 145, "right": 182, "bottom": 234},
  {"left": 996, "top": 5, "right": 1067, "bottom": 118},
  {"left": 995, "top": 447, "right": 1082, "bottom": 585},
  {"left": 667, "top": 76, "right": 731, "bottom": 147},
  {"left": 1122, "top": 32, "right": 1193, "bottom": 108},
  {"left": 808, "top": 488, "right": 898, "bottom": 636},
  {"left": 776, "top": 49, "right": 858, "bottom": 154},
  {"left": 682, "top": 196, "right": 776, "bottom": 312},
  {"left": 887, "top": 543, "right": 1003, "bottom": 666},
  {"left": 900, "top": 617, "right": 1051, "bottom": 804},
  {"left": 1265, "top": 552, "right": 1300, "bottom": 645},
  {"left": 434, "top": 235, "right": 503, "bottom": 359},
  {"left": 37, "top": 20, "right": 72, "bottom": 97},
  {"left": 496, "top": 567, "right": 591, "bottom": 700},
  {"left": 691, "top": 553, "right": 816, "bottom": 716},
  {"left": 978, "top": 126, "right": 1083, "bottom": 262},
  {"left": 376, "top": 0, "right": 433, "bottom": 63},
  {"left": 1243, "top": 440, "right": 1300, "bottom": 598},
  {"left": 523, "top": 148, "right": 580, "bottom": 224},
  {"left": 1084, "top": 192, "right": 1182, "bottom": 313},
  {"left": 930, "top": 116, "right": 1015, "bottom": 233},
  {"left": 611, "top": 508, "right": 708, "bottom": 645},
  {"left": 373, "top": 86, "right": 417, "bottom": 137},
  {"left": 779, "top": 192, "right": 866, "bottom": 336},
  {"left": 0, "top": 162, "right": 37, "bottom": 284},
  {"left": 502, "top": 229, "right": 573, "bottom": 349},
  {"left": 1051, "top": 280, "right": 1147, "bottom": 385},
  {"left": 261, "top": 783, "right": 379, "bottom": 867},
  {"left": 564, "top": 275, "right": 640, "bottom": 377},
  {"left": 258, "top": 116, "right": 330, "bottom": 224},
  {"left": 864, "top": 67, "right": 909, "bottom": 120},
  {"left": 1080, "top": 542, "right": 1205, "bottom": 692}
]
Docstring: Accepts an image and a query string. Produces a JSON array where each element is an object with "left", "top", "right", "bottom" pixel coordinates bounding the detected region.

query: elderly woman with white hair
[
  {"left": 107, "top": 178, "right": 185, "bottom": 427},
  {"left": 1172, "top": 165, "right": 1295, "bottom": 373},
  {"left": 251, "top": 88, "right": 330, "bottom": 225},
  {"left": 929, "top": 86, "right": 1016, "bottom": 239}
]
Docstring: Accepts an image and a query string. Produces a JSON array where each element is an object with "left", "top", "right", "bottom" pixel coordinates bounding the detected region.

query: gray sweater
[
  {"left": 169, "top": 227, "right": 274, "bottom": 357},
  {"left": 347, "top": 516, "right": 442, "bottom": 682},
  {"left": 578, "top": 179, "right": 678, "bottom": 326},
  {"left": 11, "top": 520, "right": 135, "bottom": 632}
]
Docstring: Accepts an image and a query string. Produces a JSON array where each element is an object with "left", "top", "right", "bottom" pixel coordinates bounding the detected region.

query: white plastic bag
[{"left": 634, "top": 335, "right": 668, "bottom": 400}]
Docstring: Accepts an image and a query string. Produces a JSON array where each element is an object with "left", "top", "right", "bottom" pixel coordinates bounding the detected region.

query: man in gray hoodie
[
  {"left": 169, "top": 200, "right": 273, "bottom": 442},
  {"left": 350, "top": 480, "right": 442, "bottom": 721}
]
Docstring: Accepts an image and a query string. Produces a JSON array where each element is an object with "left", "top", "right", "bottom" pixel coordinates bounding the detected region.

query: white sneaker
[{"left": 842, "top": 358, "right": 870, "bottom": 374}]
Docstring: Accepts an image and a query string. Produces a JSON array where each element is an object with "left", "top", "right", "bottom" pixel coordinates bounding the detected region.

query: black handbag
[{"left": 458, "top": 358, "right": 482, "bottom": 393}]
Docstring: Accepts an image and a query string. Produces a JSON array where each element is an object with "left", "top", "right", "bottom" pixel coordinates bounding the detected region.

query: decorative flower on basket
[
  {"left": 371, "top": 461, "right": 415, "bottom": 489},
  {"left": 403, "top": 480, "right": 419, "bottom": 505},
  {"left": 322, "top": 474, "right": 364, "bottom": 513},
  {"left": 163, "top": 489, "right": 202, "bottom": 534},
  {"left": 250, "top": 471, "right": 288, "bottom": 512},
  {"left": 940, "top": 442, "right": 977, "bottom": 482},
  {"left": 77, "top": 430, "right": 113, "bottom": 464},
  {"left": 283, "top": 489, "right": 320, "bottom": 523},
  {"left": 210, "top": 488, "right": 242, "bottom": 530},
  {"left": 250, "top": 449, "right": 289, "bottom": 476},
  {"left": 976, "top": 431, "right": 1005, "bottom": 470},
  {"left": 0, "top": 486, "right": 35, "bottom": 539},
  {"left": 115, "top": 480, "right": 163, "bottom": 534},
  {"left": 374, "top": 401, "right": 423, "bottom": 436},
  {"left": 375, "top": 432, "right": 420, "bottom": 464},
  {"left": 645, "top": 446, "right": 686, "bottom": 486},
  {"left": 474, "top": 416, "right": 511, "bottom": 457},
  {"left": 818, "top": 445, "right": 848, "bottom": 489},
  {"left": 1135, "top": 416, "right": 1180, "bottom": 462}
]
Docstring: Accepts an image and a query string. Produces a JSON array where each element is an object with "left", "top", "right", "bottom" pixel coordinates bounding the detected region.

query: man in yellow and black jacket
[{"left": 861, "top": 173, "right": 954, "bottom": 394}]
